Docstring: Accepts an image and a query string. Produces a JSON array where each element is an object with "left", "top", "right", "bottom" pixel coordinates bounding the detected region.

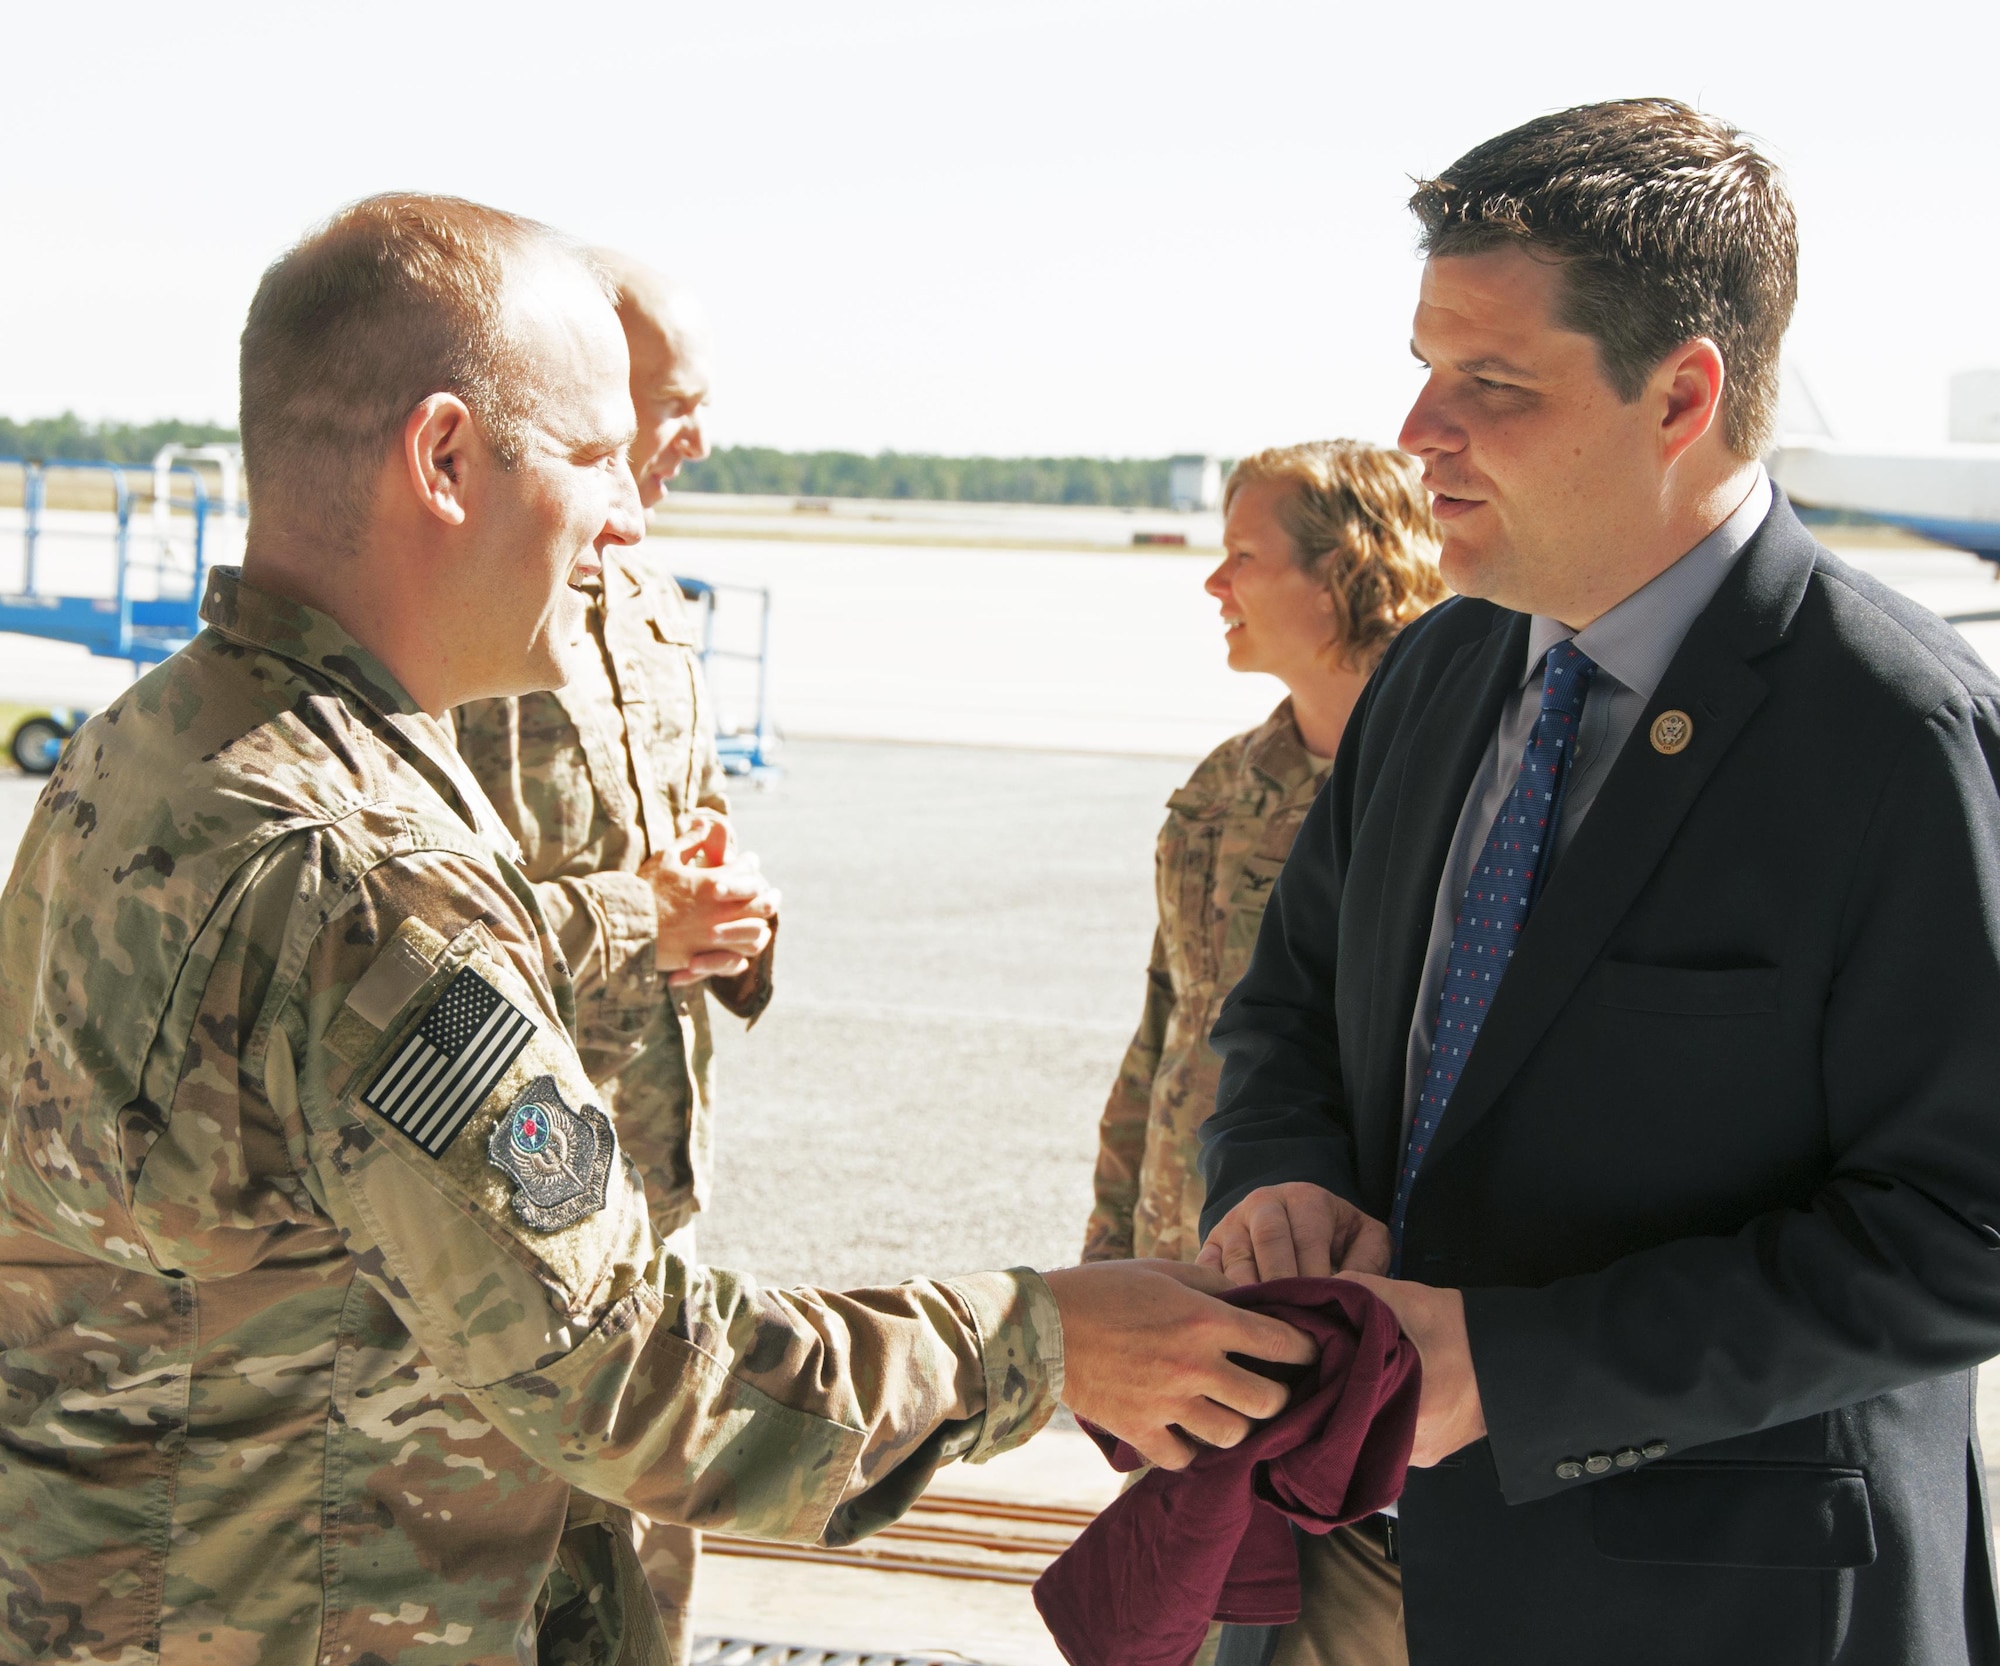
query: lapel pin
[{"left": 1650, "top": 710, "right": 1693, "bottom": 755}]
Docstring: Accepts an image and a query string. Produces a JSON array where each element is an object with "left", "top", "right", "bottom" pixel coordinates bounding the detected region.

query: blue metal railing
[
  {"left": 0, "top": 455, "right": 781, "bottom": 776},
  {"left": 676, "top": 575, "right": 780, "bottom": 779},
  {"left": 0, "top": 456, "right": 224, "bottom": 665}
]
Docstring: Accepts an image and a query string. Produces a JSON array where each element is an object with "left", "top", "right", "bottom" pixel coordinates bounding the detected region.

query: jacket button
[
  {"left": 1613, "top": 1448, "right": 1640, "bottom": 1467},
  {"left": 1555, "top": 1461, "right": 1584, "bottom": 1480},
  {"left": 1642, "top": 1442, "right": 1668, "bottom": 1460},
  {"left": 1584, "top": 1453, "right": 1612, "bottom": 1474}
]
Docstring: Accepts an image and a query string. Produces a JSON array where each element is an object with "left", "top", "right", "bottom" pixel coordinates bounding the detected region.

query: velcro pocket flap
[
  {"left": 1165, "top": 788, "right": 1226, "bottom": 820},
  {"left": 1591, "top": 1462, "right": 1876, "bottom": 1569},
  {"left": 1598, "top": 962, "right": 1781, "bottom": 1016}
]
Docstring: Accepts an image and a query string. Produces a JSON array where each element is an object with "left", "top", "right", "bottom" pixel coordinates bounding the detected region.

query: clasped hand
[
  {"left": 1042, "top": 1259, "right": 1318, "bottom": 1472},
  {"left": 640, "top": 812, "right": 778, "bottom": 986},
  {"left": 1196, "top": 1182, "right": 1487, "bottom": 1468}
]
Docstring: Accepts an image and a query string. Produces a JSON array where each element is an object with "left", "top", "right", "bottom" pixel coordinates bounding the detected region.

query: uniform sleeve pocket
[
  {"left": 1591, "top": 1462, "right": 1875, "bottom": 1569},
  {"left": 1598, "top": 962, "right": 1780, "bottom": 1015}
]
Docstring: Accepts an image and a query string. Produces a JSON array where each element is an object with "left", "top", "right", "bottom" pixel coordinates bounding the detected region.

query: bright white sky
[{"left": 4, "top": 0, "right": 1996, "bottom": 459}]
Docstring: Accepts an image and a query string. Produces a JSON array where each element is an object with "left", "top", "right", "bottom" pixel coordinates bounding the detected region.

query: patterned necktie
[{"left": 1389, "top": 641, "right": 1598, "bottom": 1268}]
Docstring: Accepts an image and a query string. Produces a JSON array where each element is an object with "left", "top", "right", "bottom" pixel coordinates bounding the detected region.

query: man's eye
[{"left": 1475, "top": 377, "right": 1511, "bottom": 392}]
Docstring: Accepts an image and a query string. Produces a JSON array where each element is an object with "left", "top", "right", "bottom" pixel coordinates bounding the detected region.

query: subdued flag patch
[{"left": 362, "top": 967, "right": 536, "bottom": 1157}]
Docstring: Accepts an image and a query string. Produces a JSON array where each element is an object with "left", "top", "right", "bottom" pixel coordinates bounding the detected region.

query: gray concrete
[
  {"left": 700, "top": 739, "right": 1186, "bottom": 1290},
  {"left": 0, "top": 774, "right": 49, "bottom": 872}
]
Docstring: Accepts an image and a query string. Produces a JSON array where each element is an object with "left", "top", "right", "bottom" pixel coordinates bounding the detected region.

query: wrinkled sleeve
[
  {"left": 1083, "top": 930, "right": 1172, "bottom": 1261},
  {"left": 535, "top": 867, "right": 665, "bottom": 1049},
  {"left": 266, "top": 848, "right": 1062, "bottom": 1543}
]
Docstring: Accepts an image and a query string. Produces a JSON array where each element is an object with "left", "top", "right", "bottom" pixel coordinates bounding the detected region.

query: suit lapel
[
  {"left": 1418, "top": 496, "right": 1821, "bottom": 1174},
  {"left": 1355, "top": 609, "right": 1526, "bottom": 1201}
]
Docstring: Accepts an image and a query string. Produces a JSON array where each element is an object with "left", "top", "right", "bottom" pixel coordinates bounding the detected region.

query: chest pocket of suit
[{"left": 1598, "top": 962, "right": 1781, "bottom": 1015}]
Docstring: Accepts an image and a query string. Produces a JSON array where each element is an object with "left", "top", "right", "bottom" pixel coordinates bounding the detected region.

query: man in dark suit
[{"left": 1196, "top": 99, "right": 2000, "bottom": 1666}]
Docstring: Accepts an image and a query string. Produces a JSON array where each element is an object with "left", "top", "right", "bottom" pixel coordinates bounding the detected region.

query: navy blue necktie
[{"left": 1389, "top": 641, "right": 1598, "bottom": 1268}]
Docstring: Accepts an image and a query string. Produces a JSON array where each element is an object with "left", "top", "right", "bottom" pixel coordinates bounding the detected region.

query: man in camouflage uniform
[
  {"left": 454, "top": 257, "right": 771, "bottom": 1652},
  {"left": 0, "top": 194, "right": 1310, "bottom": 1666}
]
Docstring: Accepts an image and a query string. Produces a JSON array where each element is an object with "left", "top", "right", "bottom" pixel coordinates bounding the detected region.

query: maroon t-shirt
[{"left": 1033, "top": 1277, "right": 1422, "bottom": 1666}]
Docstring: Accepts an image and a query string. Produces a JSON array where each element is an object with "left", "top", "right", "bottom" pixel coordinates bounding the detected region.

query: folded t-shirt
[{"left": 1033, "top": 1276, "right": 1422, "bottom": 1666}]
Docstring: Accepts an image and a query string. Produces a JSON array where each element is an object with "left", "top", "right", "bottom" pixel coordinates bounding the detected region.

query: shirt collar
[
  {"left": 1246, "top": 698, "right": 1332, "bottom": 791},
  {"left": 200, "top": 566, "right": 423, "bottom": 718},
  {"left": 1523, "top": 466, "right": 1772, "bottom": 698},
  {"left": 200, "top": 567, "right": 521, "bottom": 859}
]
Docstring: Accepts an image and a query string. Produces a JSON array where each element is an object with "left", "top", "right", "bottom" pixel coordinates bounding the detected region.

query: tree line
[
  {"left": 671, "top": 447, "right": 1199, "bottom": 507},
  {"left": 0, "top": 417, "right": 1206, "bottom": 509},
  {"left": 0, "top": 413, "right": 240, "bottom": 465}
]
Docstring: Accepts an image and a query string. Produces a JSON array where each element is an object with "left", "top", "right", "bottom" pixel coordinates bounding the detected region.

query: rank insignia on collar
[{"left": 487, "top": 1075, "right": 615, "bottom": 1233}]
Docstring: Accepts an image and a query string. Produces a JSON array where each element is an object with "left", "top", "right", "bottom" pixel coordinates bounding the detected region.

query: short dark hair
[
  {"left": 240, "top": 194, "right": 575, "bottom": 548},
  {"left": 1410, "top": 100, "right": 1797, "bottom": 458}
]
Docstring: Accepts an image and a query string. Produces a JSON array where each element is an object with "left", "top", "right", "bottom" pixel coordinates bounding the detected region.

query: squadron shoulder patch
[
  {"left": 361, "top": 967, "right": 537, "bottom": 1157},
  {"left": 487, "top": 1075, "right": 615, "bottom": 1232}
]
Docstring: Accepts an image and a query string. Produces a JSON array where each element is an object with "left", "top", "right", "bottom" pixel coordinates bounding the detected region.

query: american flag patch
[{"left": 361, "top": 967, "right": 537, "bottom": 1157}]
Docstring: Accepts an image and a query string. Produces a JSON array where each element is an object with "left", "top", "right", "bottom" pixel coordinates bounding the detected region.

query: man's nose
[
  {"left": 604, "top": 463, "right": 646, "bottom": 546},
  {"left": 1398, "top": 378, "right": 1457, "bottom": 458},
  {"left": 1203, "top": 559, "right": 1230, "bottom": 599},
  {"left": 679, "top": 414, "right": 709, "bottom": 463}
]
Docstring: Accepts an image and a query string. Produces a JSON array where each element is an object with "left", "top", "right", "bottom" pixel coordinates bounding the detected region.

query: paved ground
[{"left": 698, "top": 738, "right": 1184, "bottom": 1289}]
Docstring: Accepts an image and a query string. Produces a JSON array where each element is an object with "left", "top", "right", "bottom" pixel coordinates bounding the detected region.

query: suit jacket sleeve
[{"left": 1468, "top": 690, "right": 2000, "bottom": 1504}]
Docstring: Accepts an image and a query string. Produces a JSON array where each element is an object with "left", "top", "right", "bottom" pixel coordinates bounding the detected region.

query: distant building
[
  {"left": 1167, "top": 454, "right": 1221, "bottom": 512},
  {"left": 1948, "top": 370, "right": 2000, "bottom": 443}
]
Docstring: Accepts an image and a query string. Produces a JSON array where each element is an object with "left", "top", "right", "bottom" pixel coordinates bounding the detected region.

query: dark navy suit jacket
[{"left": 1200, "top": 494, "right": 2000, "bottom": 1665}]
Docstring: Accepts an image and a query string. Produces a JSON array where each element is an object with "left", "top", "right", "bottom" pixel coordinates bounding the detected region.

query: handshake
[{"left": 1052, "top": 1182, "right": 1482, "bottom": 1471}]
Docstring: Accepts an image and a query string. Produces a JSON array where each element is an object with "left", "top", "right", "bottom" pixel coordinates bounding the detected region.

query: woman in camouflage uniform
[{"left": 1084, "top": 440, "right": 1446, "bottom": 1264}]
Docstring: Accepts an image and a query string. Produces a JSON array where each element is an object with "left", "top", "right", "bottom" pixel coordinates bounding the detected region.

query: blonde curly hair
[{"left": 1223, "top": 440, "right": 1448, "bottom": 670}]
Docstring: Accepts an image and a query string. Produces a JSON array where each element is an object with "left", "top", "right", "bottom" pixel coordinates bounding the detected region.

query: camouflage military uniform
[
  {"left": 0, "top": 568, "right": 1061, "bottom": 1666},
  {"left": 453, "top": 548, "right": 768, "bottom": 1656},
  {"left": 454, "top": 546, "right": 767, "bottom": 1243},
  {"left": 1083, "top": 701, "right": 1333, "bottom": 1263}
]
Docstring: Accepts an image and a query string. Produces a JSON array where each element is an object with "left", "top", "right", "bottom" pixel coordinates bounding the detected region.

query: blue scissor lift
[
  {"left": 675, "top": 575, "right": 780, "bottom": 780},
  {"left": 0, "top": 448, "right": 230, "bottom": 666},
  {"left": 0, "top": 447, "right": 780, "bottom": 778}
]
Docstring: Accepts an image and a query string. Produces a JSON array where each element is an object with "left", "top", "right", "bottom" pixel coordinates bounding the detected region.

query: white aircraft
[{"left": 1769, "top": 371, "right": 2000, "bottom": 621}]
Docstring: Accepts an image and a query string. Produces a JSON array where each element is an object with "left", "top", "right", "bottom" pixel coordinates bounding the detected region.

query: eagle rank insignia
[{"left": 488, "top": 1075, "right": 616, "bottom": 1232}]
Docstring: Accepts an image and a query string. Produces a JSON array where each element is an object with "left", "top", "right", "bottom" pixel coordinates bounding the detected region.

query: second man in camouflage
[{"left": 452, "top": 253, "right": 769, "bottom": 1654}]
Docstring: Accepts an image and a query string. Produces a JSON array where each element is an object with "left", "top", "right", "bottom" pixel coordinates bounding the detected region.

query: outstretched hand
[
  {"left": 1195, "top": 1182, "right": 1391, "bottom": 1286},
  {"left": 1042, "top": 1259, "right": 1318, "bottom": 1471}
]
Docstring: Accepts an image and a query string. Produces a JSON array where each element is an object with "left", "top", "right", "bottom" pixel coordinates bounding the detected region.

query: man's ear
[
  {"left": 402, "top": 394, "right": 478, "bottom": 527},
  {"left": 1657, "top": 339, "right": 1726, "bottom": 468}
]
